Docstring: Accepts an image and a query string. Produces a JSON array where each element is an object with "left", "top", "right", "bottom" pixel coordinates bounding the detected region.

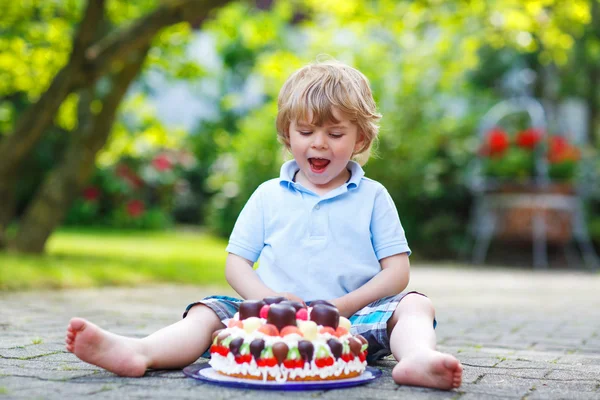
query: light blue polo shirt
[{"left": 226, "top": 160, "right": 411, "bottom": 301}]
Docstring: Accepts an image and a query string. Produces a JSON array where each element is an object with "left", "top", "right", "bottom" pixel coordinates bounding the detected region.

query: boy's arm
[
  {"left": 329, "top": 253, "right": 410, "bottom": 318},
  {"left": 225, "top": 253, "right": 305, "bottom": 304}
]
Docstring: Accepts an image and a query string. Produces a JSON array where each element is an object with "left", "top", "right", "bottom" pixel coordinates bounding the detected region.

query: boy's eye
[
  {"left": 299, "top": 131, "right": 312, "bottom": 135},
  {"left": 329, "top": 133, "right": 343, "bottom": 138}
]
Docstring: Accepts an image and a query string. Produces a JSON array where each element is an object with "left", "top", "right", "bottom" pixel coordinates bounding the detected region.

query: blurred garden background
[{"left": 1, "top": 0, "right": 600, "bottom": 291}]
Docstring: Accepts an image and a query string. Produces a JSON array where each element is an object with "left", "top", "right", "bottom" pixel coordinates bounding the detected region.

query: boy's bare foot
[
  {"left": 65, "top": 317, "right": 148, "bottom": 377},
  {"left": 392, "top": 349, "right": 462, "bottom": 390}
]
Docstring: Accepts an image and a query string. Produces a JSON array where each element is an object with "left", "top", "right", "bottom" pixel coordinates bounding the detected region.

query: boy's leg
[
  {"left": 65, "top": 304, "right": 224, "bottom": 377},
  {"left": 387, "top": 293, "right": 462, "bottom": 390}
]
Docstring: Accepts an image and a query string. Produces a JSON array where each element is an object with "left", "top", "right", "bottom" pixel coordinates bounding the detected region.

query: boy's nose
[{"left": 311, "top": 133, "right": 328, "bottom": 149}]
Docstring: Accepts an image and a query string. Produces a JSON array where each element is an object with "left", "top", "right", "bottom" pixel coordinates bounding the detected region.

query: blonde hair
[{"left": 276, "top": 59, "right": 381, "bottom": 165}]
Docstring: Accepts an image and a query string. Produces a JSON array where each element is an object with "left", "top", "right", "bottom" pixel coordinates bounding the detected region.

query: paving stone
[{"left": 1, "top": 266, "right": 599, "bottom": 399}]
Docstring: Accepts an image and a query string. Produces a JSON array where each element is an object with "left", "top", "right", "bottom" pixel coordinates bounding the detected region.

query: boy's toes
[{"left": 68, "top": 317, "right": 87, "bottom": 333}]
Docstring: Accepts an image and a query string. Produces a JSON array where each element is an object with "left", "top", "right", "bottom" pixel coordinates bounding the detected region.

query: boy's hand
[{"left": 276, "top": 292, "right": 306, "bottom": 306}]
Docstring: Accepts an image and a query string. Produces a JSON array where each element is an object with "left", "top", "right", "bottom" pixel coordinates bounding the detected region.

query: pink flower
[
  {"left": 152, "top": 154, "right": 172, "bottom": 172},
  {"left": 115, "top": 164, "right": 143, "bottom": 189},
  {"left": 126, "top": 200, "right": 145, "bottom": 218}
]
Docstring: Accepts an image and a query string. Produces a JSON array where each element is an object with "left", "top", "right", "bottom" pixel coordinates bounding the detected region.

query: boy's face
[{"left": 288, "top": 108, "right": 363, "bottom": 194}]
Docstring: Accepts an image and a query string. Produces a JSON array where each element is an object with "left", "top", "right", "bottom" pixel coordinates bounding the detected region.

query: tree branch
[{"left": 84, "top": 0, "right": 231, "bottom": 83}]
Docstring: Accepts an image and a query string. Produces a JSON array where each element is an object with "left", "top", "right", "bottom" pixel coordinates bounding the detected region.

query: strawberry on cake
[{"left": 209, "top": 297, "right": 368, "bottom": 382}]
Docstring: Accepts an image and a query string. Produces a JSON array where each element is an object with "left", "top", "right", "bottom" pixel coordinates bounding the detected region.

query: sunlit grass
[{"left": 0, "top": 227, "right": 229, "bottom": 291}]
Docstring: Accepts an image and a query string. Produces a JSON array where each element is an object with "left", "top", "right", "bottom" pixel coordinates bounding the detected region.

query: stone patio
[{"left": 1, "top": 265, "right": 599, "bottom": 399}]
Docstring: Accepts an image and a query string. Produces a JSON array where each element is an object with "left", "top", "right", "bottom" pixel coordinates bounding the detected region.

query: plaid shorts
[{"left": 184, "top": 291, "right": 434, "bottom": 362}]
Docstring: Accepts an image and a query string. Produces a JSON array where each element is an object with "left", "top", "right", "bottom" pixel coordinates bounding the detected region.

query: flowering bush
[
  {"left": 480, "top": 127, "right": 581, "bottom": 182},
  {"left": 65, "top": 149, "right": 198, "bottom": 229}
]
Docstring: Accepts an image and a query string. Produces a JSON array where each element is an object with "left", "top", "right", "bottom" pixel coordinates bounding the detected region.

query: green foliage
[
  {"left": 196, "top": 0, "right": 600, "bottom": 258},
  {"left": 484, "top": 148, "right": 535, "bottom": 180},
  {"left": 0, "top": 227, "right": 229, "bottom": 290},
  {"left": 4, "top": 0, "right": 600, "bottom": 259},
  {"left": 65, "top": 149, "right": 199, "bottom": 229}
]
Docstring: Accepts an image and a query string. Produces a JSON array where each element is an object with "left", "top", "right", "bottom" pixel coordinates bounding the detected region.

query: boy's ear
[{"left": 354, "top": 132, "right": 366, "bottom": 153}]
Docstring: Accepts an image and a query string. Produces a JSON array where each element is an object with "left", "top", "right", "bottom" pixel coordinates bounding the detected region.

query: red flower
[
  {"left": 152, "top": 154, "right": 172, "bottom": 172},
  {"left": 115, "top": 164, "right": 144, "bottom": 189},
  {"left": 82, "top": 186, "right": 100, "bottom": 202},
  {"left": 516, "top": 128, "right": 543, "bottom": 150},
  {"left": 482, "top": 127, "right": 510, "bottom": 157},
  {"left": 548, "top": 136, "right": 579, "bottom": 164},
  {"left": 126, "top": 200, "right": 145, "bottom": 218}
]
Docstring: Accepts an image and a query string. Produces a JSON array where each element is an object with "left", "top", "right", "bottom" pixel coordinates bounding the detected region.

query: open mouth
[{"left": 308, "top": 158, "right": 330, "bottom": 173}]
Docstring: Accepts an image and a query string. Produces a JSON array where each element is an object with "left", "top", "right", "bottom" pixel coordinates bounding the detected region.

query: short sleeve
[
  {"left": 370, "top": 188, "right": 411, "bottom": 259},
  {"left": 225, "top": 185, "right": 265, "bottom": 263}
]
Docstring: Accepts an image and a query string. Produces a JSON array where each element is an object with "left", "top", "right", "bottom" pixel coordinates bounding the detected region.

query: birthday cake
[{"left": 209, "top": 297, "right": 368, "bottom": 382}]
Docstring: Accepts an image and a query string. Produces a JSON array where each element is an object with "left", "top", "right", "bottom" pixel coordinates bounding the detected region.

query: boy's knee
[
  {"left": 387, "top": 294, "right": 435, "bottom": 333},
  {"left": 185, "top": 304, "right": 224, "bottom": 327}
]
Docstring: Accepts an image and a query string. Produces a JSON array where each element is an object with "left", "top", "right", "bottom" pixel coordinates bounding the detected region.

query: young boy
[{"left": 66, "top": 60, "right": 462, "bottom": 390}]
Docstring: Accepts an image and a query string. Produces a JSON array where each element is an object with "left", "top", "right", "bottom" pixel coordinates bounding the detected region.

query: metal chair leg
[{"left": 532, "top": 210, "right": 548, "bottom": 269}]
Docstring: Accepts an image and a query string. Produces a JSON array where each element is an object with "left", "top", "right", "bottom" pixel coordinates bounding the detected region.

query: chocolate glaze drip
[
  {"left": 249, "top": 339, "right": 265, "bottom": 359},
  {"left": 229, "top": 337, "right": 244, "bottom": 356},
  {"left": 298, "top": 340, "right": 314, "bottom": 362},
  {"left": 348, "top": 337, "right": 362, "bottom": 355},
  {"left": 272, "top": 342, "right": 289, "bottom": 364},
  {"left": 327, "top": 338, "right": 343, "bottom": 359},
  {"left": 356, "top": 334, "right": 368, "bottom": 345}
]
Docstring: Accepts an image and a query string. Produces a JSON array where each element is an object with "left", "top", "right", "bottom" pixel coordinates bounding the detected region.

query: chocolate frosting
[
  {"left": 239, "top": 300, "right": 266, "bottom": 320},
  {"left": 280, "top": 300, "right": 305, "bottom": 311},
  {"left": 263, "top": 296, "right": 287, "bottom": 305},
  {"left": 309, "top": 304, "right": 340, "bottom": 328},
  {"left": 310, "top": 299, "right": 335, "bottom": 307},
  {"left": 267, "top": 303, "right": 297, "bottom": 331}
]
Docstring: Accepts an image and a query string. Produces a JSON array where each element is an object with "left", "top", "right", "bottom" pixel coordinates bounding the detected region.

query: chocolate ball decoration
[
  {"left": 249, "top": 338, "right": 265, "bottom": 359},
  {"left": 298, "top": 340, "right": 314, "bottom": 362},
  {"left": 327, "top": 338, "right": 343, "bottom": 359},
  {"left": 239, "top": 300, "right": 266, "bottom": 320},
  {"left": 348, "top": 337, "right": 362, "bottom": 355},
  {"left": 356, "top": 334, "right": 368, "bottom": 345},
  {"left": 263, "top": 296, "right": 287, "bottom": 305},
  {"left": 267, "top": 304, "right": 297, "bottom": 331},
  {"left": 310, "top": 300, "right": 335, "bottom": 308},
  {"left": 229, "top": 337, "right": 244, "bottom": 356},
  {"left": 272, "top": 342, "right": 289, "bottom": 365},
  {"left": 280, "top": 300, "right": 305, "bottom": 311},
  {"left": 309, "top": 304, "right": 339, "bottom": 329}
]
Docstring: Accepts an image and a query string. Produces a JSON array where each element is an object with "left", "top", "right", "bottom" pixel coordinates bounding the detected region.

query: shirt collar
[{"left": 279, "top": 160, "right": 365, "bottom": 191}]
